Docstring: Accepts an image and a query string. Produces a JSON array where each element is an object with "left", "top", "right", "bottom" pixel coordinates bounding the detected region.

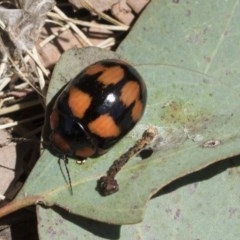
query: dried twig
[{"left": 53, "top": 6, "right": 93, "bottom": 46}]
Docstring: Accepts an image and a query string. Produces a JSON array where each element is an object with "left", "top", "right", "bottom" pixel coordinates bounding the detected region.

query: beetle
[{"left": 49, "top": 59, "right": 147, "bottom": 160}]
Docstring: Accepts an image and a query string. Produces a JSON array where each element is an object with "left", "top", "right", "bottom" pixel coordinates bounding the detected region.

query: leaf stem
[{"left": 0, "top": 196, "right": 44, "bottom": 218}]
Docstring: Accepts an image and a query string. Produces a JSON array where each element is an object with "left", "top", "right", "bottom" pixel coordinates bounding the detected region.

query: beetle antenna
[
  {"left": 64, "top": 156, "right": 73, "bottom": 195},
  {"left": 58, "top": 156, "right": 73, "bottom": 195}
]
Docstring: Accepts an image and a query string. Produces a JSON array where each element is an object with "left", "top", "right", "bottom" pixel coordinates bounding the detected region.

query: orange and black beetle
[{"left": 50, "top": 59, "right": 147, "bottom": 160}]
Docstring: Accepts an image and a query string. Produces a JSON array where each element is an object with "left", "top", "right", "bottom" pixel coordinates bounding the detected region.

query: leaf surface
[{"left": 16, "top": 0, "right": 240, "bottom": 230}]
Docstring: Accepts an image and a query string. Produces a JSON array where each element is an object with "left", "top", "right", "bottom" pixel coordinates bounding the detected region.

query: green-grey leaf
[
  {"left": 16, "top": 0, "right": 240, "bottom": 229},
  {"left": 37, "top": 158, "right": 240, "bottom": 239}
]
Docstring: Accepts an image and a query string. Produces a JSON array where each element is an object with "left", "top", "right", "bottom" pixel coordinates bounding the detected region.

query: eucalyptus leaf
[
  {"left": 37, "top": 157, "right": 240, "bottom": 239},
  {"left": 16, "top": 0, "right": 240, "bottom": 233}
]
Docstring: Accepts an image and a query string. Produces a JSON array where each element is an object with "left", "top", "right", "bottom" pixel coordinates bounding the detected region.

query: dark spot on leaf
[{"left": 139, "top": 148, "right": 153, "bottom": 159}]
